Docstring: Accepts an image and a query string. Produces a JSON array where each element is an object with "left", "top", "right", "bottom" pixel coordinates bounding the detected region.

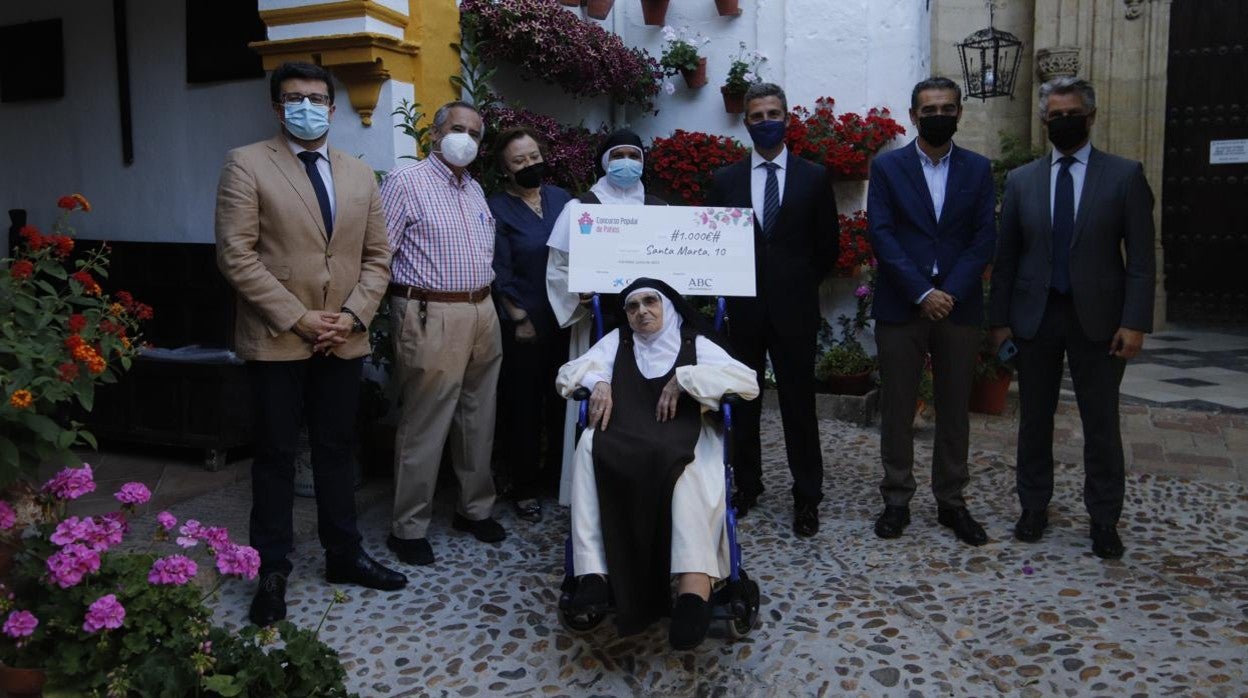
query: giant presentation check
[{"left": 567, "top": 204, "right": 757, "bottom": 297}]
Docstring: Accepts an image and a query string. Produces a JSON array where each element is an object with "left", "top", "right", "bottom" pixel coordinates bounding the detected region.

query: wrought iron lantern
[{"left": 956, "top": 4, "right": 1023, "bottom": 100}]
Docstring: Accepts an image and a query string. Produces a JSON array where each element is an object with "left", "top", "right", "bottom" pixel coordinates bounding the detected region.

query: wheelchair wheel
[
  {"left": 558, "top": 605, "right": 607, "bottom": 632},
  {"left": 724, "top": 573, "right": 761, "bottom": 640}
]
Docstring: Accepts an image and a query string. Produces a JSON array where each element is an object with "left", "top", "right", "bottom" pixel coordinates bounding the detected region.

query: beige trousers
[{"left": 390, "top": 295, "right": 502, "bottom": 539}]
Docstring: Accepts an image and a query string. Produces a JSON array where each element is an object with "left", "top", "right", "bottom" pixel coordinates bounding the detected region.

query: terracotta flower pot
[
  {"left": 715, "top": 0, "right": 742, "bottom": 16},
  {"left": 820, "top": 370, "right": 873, "bottom": 396},
  {"left": 640, "top": 0, "right": 669, "bottom": 25},
  {"left": 721, "top": 86, "right": 745, "bottom": 114},
  {"left": 969, "top": 370, "right": 1013, "bottom": 415},
  {"left": 0, "top": 665, "right": 46, "bottom": 698},
  {"left": 680, "top": 57, "right": 708, "bottom": 89},
  {"left": 559, "top": 0, "right": 581, "bottom": 6},
  {"left": 586, "top": 0, "right": 614, "bottom": 19}
]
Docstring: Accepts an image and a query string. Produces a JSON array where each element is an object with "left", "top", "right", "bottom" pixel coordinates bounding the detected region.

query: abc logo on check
[{"left": 687, "top": 278, "right": 714, "bottom": 289}]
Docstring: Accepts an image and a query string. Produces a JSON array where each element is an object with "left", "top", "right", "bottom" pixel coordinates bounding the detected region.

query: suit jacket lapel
[
  {"left": 899, "top": 143, "right": 938, "bottom": 230},
  {"left": 328, "top": 148, "right": 352, "bottom": 249},
  {"left": 1071, "top": 148, "right": 1103, "bottom": 248},
  {"left": 267, "top": 135, "right": 328, "bottom": 242},
  {"left": 1033, "top": 156, "right": 1052, "bottom": 254}
]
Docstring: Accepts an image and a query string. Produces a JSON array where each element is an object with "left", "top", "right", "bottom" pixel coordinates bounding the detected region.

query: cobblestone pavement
[{"left": 180, "top": 408, "right": 1247, "bottom": 697}]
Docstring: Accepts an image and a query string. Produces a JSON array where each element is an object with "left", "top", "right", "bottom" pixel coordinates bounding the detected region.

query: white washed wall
[{"left": 0, "top": 0, "right": 410, "bottom": 248}]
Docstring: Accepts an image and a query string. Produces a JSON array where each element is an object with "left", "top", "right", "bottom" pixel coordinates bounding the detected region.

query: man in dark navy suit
[
  {"left": 706, "top": 82, "right": 839, "bottom": 538},
  {"left": 867, "top": 77, "right": 997, "bottom": 546}
]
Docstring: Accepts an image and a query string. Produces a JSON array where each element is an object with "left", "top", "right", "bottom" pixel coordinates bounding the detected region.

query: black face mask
[
  {"left": 1047, "top": 114, "right": 1090, "bottom": 152},
  {"left": 513, "top": 162, "right": 547, "bottom": 188},
  {"left": 917, "top": 115, "right": 958, "bottom": 148}
]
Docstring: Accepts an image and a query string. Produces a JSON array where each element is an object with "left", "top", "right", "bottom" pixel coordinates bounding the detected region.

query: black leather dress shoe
[
  {"left": 793, "top": 502, "right": 819, "bottom": 538},
  {"left": 326, "top": 550, "right": 408, "bottom": 590},
  {"left": 873, "top": 505, "right": 910, "bottom": 539},
  {"left": 1014, "top": 508, "right": 1048, "bottom": 543},
  {"left": 452, "top": 514, "right": 507, "bottom": 543},
  {"left": 387, "top": 534, "right": 435, "bottom": 566},
  {"left": 669, "top": 593, "right": 713, "bottom": 650},
  {"left": 570, "top": 574, "right": 609, "bottom": 615},
  {"left": 731, "top": 490, "right": 760, "bottom": 518},
  {"left": 1090, "top": 523, "right": 1124, "bottom": 559},
  {"left": 937, "top": 506, "right": 988, "bottom": 546},
  {"left": 249, "top": 572, "right": 287, "bottom": 626}
]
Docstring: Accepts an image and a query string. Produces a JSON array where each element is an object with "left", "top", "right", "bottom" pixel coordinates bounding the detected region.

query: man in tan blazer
[{"left": 215, "top": 62, "right": 406, "bottom": 627}]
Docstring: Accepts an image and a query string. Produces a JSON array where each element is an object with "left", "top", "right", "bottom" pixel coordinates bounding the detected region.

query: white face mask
[{"left": 438, "top": 132, "right": 479, "bottom": 167}]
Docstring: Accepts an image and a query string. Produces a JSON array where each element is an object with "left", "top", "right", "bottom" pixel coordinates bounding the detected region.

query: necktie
[
  {"left": 762, "top": 161, "right": 780, "bottom": 237},
  {"left": 1050, "top": 155, "right": 1075, "bottom": 294},
  {"left": 297, "top": 151, "right": 334, "bottom": 238}
]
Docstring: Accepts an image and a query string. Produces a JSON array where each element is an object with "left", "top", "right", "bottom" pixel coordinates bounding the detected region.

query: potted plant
[
  {"left": 969, "top": 275, "right": 1015, "bottom": 415},
  {"left": 835, "top": 210, "right": 873, "bottom": 277},
  {"left": 559, "top": 0, "right": 581, "bottom": 6},
  {"left": 785, "top": 97, "right": 907, "bottom": 180},
  {"left": 659, "top": 26, "right": 710, "bottom": 90},
  {"left": 0, "top": 464, "right": 355, "bottom": 695},
  {"left": 720, "top": 42, "right": 766, "bottom": 113},
  {"left": 640, "top": 0, "right": 670, "bottom": 25},
  {"left": 646, "top": 129, "right": 749, "bottom": 205},
  {"left": 460, "top": 0, "right": 663, "bottom": 112},
  {"left": 1, "top": 195, "right": 150, "bottom": 488},
  {"left": 715, "top": 0, "right": 742, "bottom": 17},
  {"left": 815, "top": 314, "right": 876, "bottom": 396}
]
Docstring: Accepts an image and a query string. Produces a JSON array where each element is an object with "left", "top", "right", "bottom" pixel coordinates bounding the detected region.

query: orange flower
[
  {"left": 8, "top": 390, "right": 33, "bottom": 410},
  {"left": 120, "top": 337, "right": 131, "bottom": 350},
  {"left": 109, "top": 303, "right": 125, "bottom": 316},
  {"left": 71, "top": 194, "right": 92, "bottom": 212},
  {"left": 72, "top": 344, "right": 97, "bottom": 363},
  {"left": 87, "top": 356, "right": 107, "bottom": 374}
]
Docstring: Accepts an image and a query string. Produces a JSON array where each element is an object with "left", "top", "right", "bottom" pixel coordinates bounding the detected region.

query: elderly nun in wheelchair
[{"left": 556, "top": 278, "right": 758, "bottom": 649}]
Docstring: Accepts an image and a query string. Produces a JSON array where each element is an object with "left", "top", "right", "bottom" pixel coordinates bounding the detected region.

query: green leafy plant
[
  {"left": 722, "top": 42, "right": 766, "bottom": 96},
  {"left": 815, "top": 315, "right": 876, "bottom": 381},
  {"left": 991, "top": 131, "right": 1042, "bottom": 207},
  {"left": 0, "top": 195, "right": 149, "bottom": 486}
]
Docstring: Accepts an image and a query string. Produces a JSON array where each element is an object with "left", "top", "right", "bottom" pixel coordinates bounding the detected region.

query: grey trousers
[{"left": 875, "top": 317, "right": 980, "bottom": 509}]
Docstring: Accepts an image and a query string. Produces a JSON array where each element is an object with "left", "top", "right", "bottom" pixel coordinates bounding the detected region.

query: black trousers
[
  {"left": 875, "top": 317, "right": 980, "bottom": 509},
  {"left": 1015, "top": 294, "right": 1127, "bottom": 525},
  {"left": 729, "top": 320, "right": 823, "bottom": 505},
  {"left": 496, "top": 323, "right": 568, "bottom": 500},
  {"left": 248, "top": 355, "right": 364, "bottom": 575}
]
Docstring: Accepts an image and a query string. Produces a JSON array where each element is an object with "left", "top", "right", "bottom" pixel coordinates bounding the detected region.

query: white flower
[
  {"left": 662, "top": 80, "right": 676, "bottom": 95},
  {"left": 743, "top": 72, "right": 757, "bottom": 83},
  {"left": 754, "top": 50, "right": 768, "bottom": 61},
  {"left": 661, "top": 25, "right": 676, "bottom": 41}
]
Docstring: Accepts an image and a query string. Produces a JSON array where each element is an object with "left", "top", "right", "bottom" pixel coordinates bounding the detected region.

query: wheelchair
[{"left": 555, "top": 295, "right": 761, "bottom": 641}]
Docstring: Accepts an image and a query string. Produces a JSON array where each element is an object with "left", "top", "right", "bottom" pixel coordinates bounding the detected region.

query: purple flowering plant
[{"left": 0, "top": 463, "right": 263, "bottom": 694}]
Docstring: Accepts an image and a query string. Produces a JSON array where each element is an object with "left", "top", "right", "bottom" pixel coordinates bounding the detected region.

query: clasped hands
[
  {"left": 586, "top": 376, "right": 684, "bottom": 432},
  {"left": 294, "top": 310, "right": 354, "bottom": 353},
  {"left": 919, "top": 289, "right": 956, "bottom": 321}
]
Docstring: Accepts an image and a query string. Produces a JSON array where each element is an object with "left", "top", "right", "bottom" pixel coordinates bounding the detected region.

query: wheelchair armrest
[{"left": 571, "top": 387, "right": 591, "bottom": 401}]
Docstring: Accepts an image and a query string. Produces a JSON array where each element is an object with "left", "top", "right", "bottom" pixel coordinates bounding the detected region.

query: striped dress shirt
[{"left": 380, "top": 155, "right": 496, "bottom": 292}]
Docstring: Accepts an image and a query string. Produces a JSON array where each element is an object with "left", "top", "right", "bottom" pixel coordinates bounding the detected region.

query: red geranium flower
[
  {"left": 58, "top": 362, "right": 80, "bottom": 383},
  {"left": 57, "top": 195, "right": 78, "bottom": 210},
  {"left": 68, "top": 314, "right": 87, "bottom": 333},
  {"left": 10, "top": 260, "right": 34, "bottom": 280}
]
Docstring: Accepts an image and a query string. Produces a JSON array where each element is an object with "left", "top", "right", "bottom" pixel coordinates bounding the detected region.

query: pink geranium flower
[
  {"left": 0, "top": 501, "right": 15, "bottom": 530},
  {"left": 148, "top": 555, "right": 199, "bottom": 585},
  {"left": 114, "top": 482, "right": 151, "bottom": 506},
  {"left": 176, "top": 519, "right": 204, "bottom": 548},
  {"left": 199, "top": 526, "right": 231, "bottom": 553},
  {"left": 46, "top": 543, "right": 101, "bottom": 588},
  {"left": 50, "top": 516, "right": 94, "bottom": 546},
  {"left": 156, "top": 511, "right": 177, "bottom": 531},
  {"left": 83, "top": 594, "right": 125, "bottom": 633},
  {"left": 215, "top": 543, "right": 260, "bottom": 580},
  {"left": 41, "top": 463, "right": 96, "bottom": 500},
  {"left": 2, "top": 610, "right": 38, "bottom": 638}
]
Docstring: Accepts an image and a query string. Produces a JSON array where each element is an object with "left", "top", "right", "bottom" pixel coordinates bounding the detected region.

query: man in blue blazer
[
  {"left": 867, "top": 77, "right": 996, "bottom": 546},
  {"left": 706, "top": 83, "right": 839, "bottom": 537},
  {"left": 989, "top": 77, "right": 1155, "bottom": 559}
]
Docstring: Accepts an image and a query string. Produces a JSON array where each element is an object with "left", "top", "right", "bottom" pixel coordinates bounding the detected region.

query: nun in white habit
[
  {"left": 545, "top": 129, "right": 668, "bottom": 506},
  {"left": 555, "top": 279, "right": 757, "bottom": 649}
]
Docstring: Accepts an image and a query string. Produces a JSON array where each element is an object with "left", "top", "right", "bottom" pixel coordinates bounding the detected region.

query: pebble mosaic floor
[{"left": 197, "top": 410, "right": 1248, "bottom": 697}]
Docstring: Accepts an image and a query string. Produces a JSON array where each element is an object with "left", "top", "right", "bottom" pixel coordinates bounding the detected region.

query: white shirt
[
  {"left": 750, "top": 146, "right": 788, "bottom": 230},
  {"left": 286, "top": 138, "right": 336, "bottom": 221},
  {"left": 915, "top": 141, "right": 954, "bottom": 303},
  {"left": 1049, "top": 141, "right": 1091, "bottom": 222}
]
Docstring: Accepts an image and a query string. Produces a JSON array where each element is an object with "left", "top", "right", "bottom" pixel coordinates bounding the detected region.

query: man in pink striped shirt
[{"left": 380, "top": 101, "right": 505, "bottom": 566}]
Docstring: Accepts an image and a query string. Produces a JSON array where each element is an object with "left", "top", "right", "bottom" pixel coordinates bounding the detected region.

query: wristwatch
[{"left": 341, "top": 307, "right": 366, "bottom": 333}]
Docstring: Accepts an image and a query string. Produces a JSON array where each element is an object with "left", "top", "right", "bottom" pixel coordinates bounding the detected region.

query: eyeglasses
[{"left": 279, "top": 92, "right": 332, "bottom": 106}]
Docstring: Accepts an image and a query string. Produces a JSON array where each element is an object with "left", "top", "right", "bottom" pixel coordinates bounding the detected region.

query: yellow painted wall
[{"left": 407, "top": 0, "right": 462, "bottom": 127}]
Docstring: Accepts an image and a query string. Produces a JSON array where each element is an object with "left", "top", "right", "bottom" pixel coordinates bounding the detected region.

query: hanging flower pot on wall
[
  {"left": 721, "top": 86, "right": 745, "bottom": 114},
  {"left": 0, "top": 665, "right": 47, "bottom": 698},
  {"left": 680, "top": 57, "right": 708, "bottom": 89},
  {"left": 559, "top": 0, "right": 581, "bottom": 6},
  {"left": 640, "top": 0, "right": 670, "bottom": 25},
  {"left": 587, "top": 0, "right": 615, "bottom": 19},
  {"left": 715, "top": 0, "right": 742, "bottom": 17}
]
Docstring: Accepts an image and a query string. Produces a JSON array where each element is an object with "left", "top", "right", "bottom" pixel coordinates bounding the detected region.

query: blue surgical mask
[
  {"left": 283, "top": 99, "right": 330, "bottom": 141},
  {"left": 747, "top": 119, "right": 786, "bottom": 150},
  {"left": 606, "top": 158, "right": 643, "bottom": 188}
]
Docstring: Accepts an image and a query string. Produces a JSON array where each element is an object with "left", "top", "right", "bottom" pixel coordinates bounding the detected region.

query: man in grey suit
[{"left": 989, "top": 77, "right": 1155, "bottom": 559}]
